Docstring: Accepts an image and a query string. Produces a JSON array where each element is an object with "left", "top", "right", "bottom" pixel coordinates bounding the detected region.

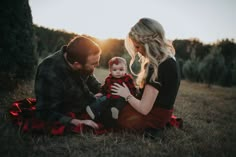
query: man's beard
[{"left": 79, "top": 66, "right": 94, "bottom": 75}]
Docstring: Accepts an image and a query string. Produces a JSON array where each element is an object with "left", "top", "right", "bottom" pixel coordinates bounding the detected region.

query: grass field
[{"left": 0, "top": 68, "right": 236, "bottom": 157}]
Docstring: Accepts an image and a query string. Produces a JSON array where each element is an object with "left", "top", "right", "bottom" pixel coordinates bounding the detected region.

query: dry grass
[
  {"left": 94, "top": 68, "right": 110, "bottom": 84},
  {"left": 0, "top": 68, "right": 236, "bottom": 157}
]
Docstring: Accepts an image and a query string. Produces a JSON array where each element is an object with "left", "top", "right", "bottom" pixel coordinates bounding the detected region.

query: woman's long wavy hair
[{"left": 125, "top": 18, "right": 175, "bottom": 88}]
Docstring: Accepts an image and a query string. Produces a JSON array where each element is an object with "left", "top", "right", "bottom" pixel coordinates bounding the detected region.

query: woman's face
[{"left": 132, "top": 39, "right": 146, "bottom": 57}]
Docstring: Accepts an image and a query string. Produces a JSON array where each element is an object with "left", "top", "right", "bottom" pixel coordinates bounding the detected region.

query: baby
[{"left": 86, "top": 56, "right": 136, "bottom": 121}]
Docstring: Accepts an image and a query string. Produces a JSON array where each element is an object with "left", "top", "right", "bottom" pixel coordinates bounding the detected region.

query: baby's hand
[{"left": 95, "top": 93, "right": 103, "bottom": 98}]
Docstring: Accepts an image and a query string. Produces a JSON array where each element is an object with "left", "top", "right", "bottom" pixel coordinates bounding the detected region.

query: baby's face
[{"left": 110, "top": 63, "right": 126, "bottom": 78}]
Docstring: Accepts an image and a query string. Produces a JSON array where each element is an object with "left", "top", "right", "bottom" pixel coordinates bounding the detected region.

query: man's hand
[
  {"left": 94, "top": 92, "right": 103, "bottom": 98},
  {"left": 70, "top": 119, "right": 99, "bottom": 129}
]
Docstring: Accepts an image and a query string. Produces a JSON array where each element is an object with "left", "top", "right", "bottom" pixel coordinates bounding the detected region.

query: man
[{"left": 35, "top": 36, "right": 101, "bottom": 129}]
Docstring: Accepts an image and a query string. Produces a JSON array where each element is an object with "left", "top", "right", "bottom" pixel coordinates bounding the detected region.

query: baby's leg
[{"left": 86, "top": 96, "right": 107, "bottom": 120}]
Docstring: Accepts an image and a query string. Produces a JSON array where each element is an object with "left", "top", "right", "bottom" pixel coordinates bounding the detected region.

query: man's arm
[
  {"left": 35, "top": 70, "right": 72, "bottom": 125},
  {"left": 87, "top": 74, "right": 102, "bottom": 94},
  {"left": 35, "top": 73, "right": 99, "bottom": 129},
  {"left": 100, "top": 76, "right": 111, "bottom": 95}
]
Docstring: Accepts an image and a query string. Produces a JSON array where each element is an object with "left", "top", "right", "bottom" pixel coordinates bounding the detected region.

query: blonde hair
[{"left": 125, "top": 18, "right": 175, "bottom": 88}]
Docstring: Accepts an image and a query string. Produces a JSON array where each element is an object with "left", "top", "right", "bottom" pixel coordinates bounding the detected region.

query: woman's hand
[
  {"left": 70, "top": 119, "right": 99, "bottom": 129},
  {"left": 111, "top": 82, "right": 131, "bottom": 99}
]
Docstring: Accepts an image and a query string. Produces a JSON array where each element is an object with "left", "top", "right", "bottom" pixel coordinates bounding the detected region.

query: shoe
[{"left": 111, "top": 107, "right": 119, "bottom": 119}]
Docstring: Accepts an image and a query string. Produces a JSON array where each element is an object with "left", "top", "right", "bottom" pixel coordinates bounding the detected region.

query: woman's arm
[{"left": 112, "top": 83, "right": 159, "bottom": 115}]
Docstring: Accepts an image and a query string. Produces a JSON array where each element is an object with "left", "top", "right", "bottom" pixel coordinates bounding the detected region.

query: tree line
[
  {"left": 174, "top": 39, "right": 236, "bottom": 87},
  {"left": 28, "top": 25, "right": 236, "bottom": 88},
  {"left": 1, "top": 0, "right": 235, "bottom": 91}
]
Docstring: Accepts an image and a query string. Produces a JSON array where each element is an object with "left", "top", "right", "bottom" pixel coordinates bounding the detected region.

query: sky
[{"left": 29, "top": 0, "right": 236, "bottom": 43}]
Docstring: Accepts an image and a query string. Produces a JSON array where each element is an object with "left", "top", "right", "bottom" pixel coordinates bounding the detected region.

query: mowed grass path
[{"left": 0, "top": 68, "right": 235, "bottom": 157}]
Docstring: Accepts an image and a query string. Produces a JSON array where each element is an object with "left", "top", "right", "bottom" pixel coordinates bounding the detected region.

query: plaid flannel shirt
[{"left": 34, "top": 50, "right": 101, "bottom": 124}]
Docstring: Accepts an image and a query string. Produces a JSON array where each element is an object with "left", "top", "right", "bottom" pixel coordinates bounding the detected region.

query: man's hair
[
  {"left": 64, "top": 36, "right": 101, "bottom": 65},
  {"left": 108, "top": 57, "right": 127, "bottom": 69}
]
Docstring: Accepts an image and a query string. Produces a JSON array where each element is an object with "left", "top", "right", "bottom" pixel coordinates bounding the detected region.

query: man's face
[{"left": 80, "top": 53, "right": 100, "bottom": 75}]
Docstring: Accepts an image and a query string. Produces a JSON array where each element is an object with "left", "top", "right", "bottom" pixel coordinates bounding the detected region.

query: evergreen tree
[
  {"left": 231, "top": 60, "right": 236, "bottom": 85},
  {"left": 33, "top": 25, "right": 77, "bottom": 58},
  {"left": 0, "top": 0, "right": 38, "bottom": 90},
  {"left": 198, "top": 47, "right": 226, "bottom": 87},
  {"left": 182, "top": 59, "right": 199, "bottom": 82}
]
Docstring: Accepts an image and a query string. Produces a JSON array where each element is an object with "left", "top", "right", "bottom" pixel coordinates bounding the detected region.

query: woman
[{"left": 111, "top": 18, "right": 181, "bottom": 130}]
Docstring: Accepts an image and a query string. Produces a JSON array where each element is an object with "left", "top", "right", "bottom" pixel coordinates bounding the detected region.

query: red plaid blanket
[{"left": 8, "top": 98, "right": 110, "bottom": 135}]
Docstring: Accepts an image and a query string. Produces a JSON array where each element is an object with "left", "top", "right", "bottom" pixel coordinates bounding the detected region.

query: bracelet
[{"left": 126, "top": 94, "right": 133, "bottom": 101}]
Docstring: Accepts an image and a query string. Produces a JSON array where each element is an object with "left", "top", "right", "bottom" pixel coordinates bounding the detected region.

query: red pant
[{"left": 117, "top": 105, "right": 173, "bottom": 130}]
